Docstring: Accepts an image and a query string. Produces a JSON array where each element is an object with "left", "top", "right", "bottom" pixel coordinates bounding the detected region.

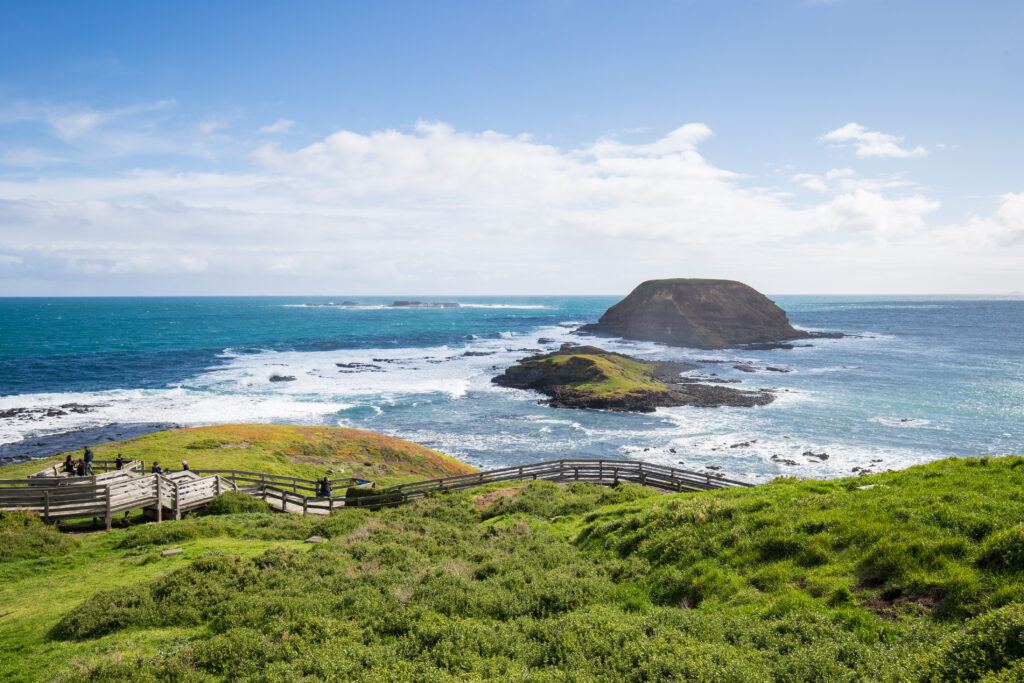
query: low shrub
[
  {"left": 931, "top": 602, "right": 1024, "bottom": 680},
  {"left": 116, "top": 517, "right": 236, "bottom": 548},
  {"left": 0, "top": 510, "right": 78, "bottom": 560},
  {"left": 201, "top": 491, "right": 273, "bottom": 516},
  {"left": 977, "top": 524, "right": 1024, "bottom": 573}
]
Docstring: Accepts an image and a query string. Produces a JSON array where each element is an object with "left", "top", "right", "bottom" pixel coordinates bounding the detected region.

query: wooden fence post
[
  {"left": 43, "top": 490, "right": 50, "bottom": 524},
  {"left": 105, "top": 486, "right": 112, "bottom": 530},
  {"left": 302, "top": 497, "right": 308, "bottom": 515},
  {"left": 215, "top": 477, "right": 221, "bottom": 496},
  {"left": 156, "top": 479, "right": 163, "bottom": 523}
]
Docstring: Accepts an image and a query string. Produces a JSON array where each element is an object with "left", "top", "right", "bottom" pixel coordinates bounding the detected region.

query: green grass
[
  {"left": 2, "top": 456, "right": 1024, "bottom": 681},
  {"left": 535, "top": 352, "right": 671, "bottom": 398},
  {"left": 0, "top": 424, "right": 476, "bottom": 487}
]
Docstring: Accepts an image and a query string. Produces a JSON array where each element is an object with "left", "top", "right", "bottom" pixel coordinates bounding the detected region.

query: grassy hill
[
  {"left": 1, "top": 424, "right": 475, "bottom": 487},
  {"left": 2, "top": 452, "right": 1024, "bottom": 681}
]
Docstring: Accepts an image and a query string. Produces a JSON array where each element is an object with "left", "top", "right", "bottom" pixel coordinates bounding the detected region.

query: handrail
[{"left": 1, "top": 458, "right": 751, "bottom": 523}]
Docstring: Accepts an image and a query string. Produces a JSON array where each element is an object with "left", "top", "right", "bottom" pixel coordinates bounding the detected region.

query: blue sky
[{"left": 1, "top": 0, "right": 1022, "bottom": 295}]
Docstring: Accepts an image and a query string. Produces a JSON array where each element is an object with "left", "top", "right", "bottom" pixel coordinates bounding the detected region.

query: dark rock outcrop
[
  {"left": 392, "top": 301, "right": 460, "bottom": 308},
  {"left": 579, "top": 278, "right": 839, "bottom": 349}
]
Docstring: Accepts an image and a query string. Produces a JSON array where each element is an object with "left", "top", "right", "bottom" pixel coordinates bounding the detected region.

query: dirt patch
[
  {"left": 473, "top": 485, "right": 526, "bottom": 511},
  {"left": 861, "top": 589, "right": 943, "bottom": 621},
  {"left": 218, "top": 442, "right": 250, "bottom": 449}
]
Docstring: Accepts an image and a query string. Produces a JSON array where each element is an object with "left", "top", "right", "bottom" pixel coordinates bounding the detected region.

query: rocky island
[
  {"left": 579, "top": 278, "right": 841, "bottom": 349},
  {"left": 492, "top": 345, "right": 774, "bottom": 412}
]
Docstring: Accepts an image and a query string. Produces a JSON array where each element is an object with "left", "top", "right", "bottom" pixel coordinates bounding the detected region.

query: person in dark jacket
[
  {"left": 63, "top": 454, "right": 75, "bottom": 474},
  {"left": 83, "top": 446, "right": 94, "bottom": 475},
  {"left": 75, "top": 460, "right": 86, "bottom": 477},
  {"left": 115, "top": 454, "right": 126, "bottom": 470},
  {"left": 181, "top": 460, "right": 189, "bottom": 471},
  {"left": 320, "top": 476, "right": 333, "bottom": 498},
  {"left": 152, "top": 462, "right": 163, "bottom": 475}
]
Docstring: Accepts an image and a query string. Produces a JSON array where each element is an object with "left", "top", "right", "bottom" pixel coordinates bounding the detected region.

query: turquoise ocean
[{"left": 1, "top": 295, "right": 1021, "bottom": 481}]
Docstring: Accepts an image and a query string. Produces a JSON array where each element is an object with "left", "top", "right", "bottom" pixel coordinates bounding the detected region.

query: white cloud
[
  {"left": 821, "top": 122, "right": 927, "bottom": 159},
  {"left": 967, "top": 192, "right": 1024, "bottom": 246},
  {"left": 0, "top": 119, "right": 1019, "bottom": 293},
  {"left": 259, "top": 119, "right": 295, "bottom": 134},
  {"left": 197, "top": 119, "right": 228, "bottom": 135},
  {"left": 45, "top": 100, "right": 176, "bottom": 141}
]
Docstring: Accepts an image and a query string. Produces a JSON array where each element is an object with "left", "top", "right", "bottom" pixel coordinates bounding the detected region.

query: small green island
[
  {"left": 2, "top": 427, "right": 1024, "bottom": 681},
  {"left": 492, "top": 345, "right": 774, "bottom": 412}
]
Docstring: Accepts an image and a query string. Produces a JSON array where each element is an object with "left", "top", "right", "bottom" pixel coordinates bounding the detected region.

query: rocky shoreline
[{"left": 0, "top": 422, "right": 177, "bottom": 466}]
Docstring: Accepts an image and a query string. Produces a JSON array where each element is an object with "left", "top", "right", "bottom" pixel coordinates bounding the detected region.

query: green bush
[
  {"left": 116, "top": 517, "right": 236, "bottom": 548},
  {"left": 932, "top": 602, "right": 1024, "bottom": 680},
  {"left": 978, "top": 524, "right": 1024, "bottom": 573},
  {"left": 0, "top": 510, "right": 78, "bottom": 560}
]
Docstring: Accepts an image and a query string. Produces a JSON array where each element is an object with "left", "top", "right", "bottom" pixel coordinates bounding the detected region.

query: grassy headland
[
  {"left": 2, "top": 450, "right": 1024, "bottom": 681},
  {"left": 493, "top": 345, "right": 772, "bottom": 411},
  {"left": 1, "top": 424, "right": 475, "bottom": 487}
]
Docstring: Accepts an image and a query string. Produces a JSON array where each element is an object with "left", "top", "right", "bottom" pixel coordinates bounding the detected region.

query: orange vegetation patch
[
  {"left": 472, "top": 485, "right": 527, "bottom": 511},
  {"left": 180, "top": 424, "right": 476, "bottom": 478}
]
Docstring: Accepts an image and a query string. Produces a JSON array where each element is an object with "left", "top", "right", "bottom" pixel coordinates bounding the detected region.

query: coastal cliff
[
  {"left": 579, "top": 278, "right": 807, "bottom": 349},
  {"left": 492, "top": 345, "right": 774, "bottom": 412}
]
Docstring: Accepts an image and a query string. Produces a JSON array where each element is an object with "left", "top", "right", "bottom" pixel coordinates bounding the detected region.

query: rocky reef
[
  {"left": 492, "top": 345, "right": 774, "bottom": 412},
  {"left": 579, "top": 278, "right": 841, "bottom": 349}
]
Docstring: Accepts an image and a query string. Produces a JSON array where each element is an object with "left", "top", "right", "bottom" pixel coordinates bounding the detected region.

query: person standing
[
  {"left": 115, "top": 453, "right": 126, "bottom": 470},
  {"left": 83, "top": 447, "right": 94, "bottom": 475}
]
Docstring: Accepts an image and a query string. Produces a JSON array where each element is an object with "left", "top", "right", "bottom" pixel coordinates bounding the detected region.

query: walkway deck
[{"left": 0, "top": 458, "right": 750, "bottom": 526}]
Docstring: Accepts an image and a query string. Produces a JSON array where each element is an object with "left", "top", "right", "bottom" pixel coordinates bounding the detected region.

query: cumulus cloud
[
  {"left": 0, "top": 118, "right": 1019, "bottom": 293},
  {"left": 967, "top": 192, "right": 1024, "bottom": 246},
  {"left": 822, "top": 123, "right": 927, "bottom": 159},
  {"left": 259, "top": 119, "right": 295, "bottom": 134}
]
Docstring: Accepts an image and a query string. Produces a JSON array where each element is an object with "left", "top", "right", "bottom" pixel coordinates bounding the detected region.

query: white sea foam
[
  {"left": 281, "top": 303, "right": 548, "bottom": 310},
  {"left": 0, "top": 387, "right": 350, "bottom": 447}
]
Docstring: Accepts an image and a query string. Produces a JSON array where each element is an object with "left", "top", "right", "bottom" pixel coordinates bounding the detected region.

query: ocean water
[{"left": 1, "top": 295, "right": 1021, "bottom": 482}]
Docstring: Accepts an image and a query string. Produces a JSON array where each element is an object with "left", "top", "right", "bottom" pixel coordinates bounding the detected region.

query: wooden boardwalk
[{"left": 0, "top": 458, "right": 751, "bottom": 526}]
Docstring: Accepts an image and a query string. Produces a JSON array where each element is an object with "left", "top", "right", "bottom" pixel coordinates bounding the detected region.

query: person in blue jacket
[
  {"left": 151, "top": 461, "right": 163, "bottom": 475},
  {"left": 83, "top": 446, "right": 94, "bottom": 475}
]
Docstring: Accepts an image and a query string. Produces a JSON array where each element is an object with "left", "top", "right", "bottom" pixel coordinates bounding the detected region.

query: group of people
[
  {"left": 63, "top": 448, "right": 337, "bottom": 501},
  {"left": 61, "top": 449, "right": 190, "bottom": 477},
  {"left": 150, "top": 461, "right": 188, "bottom": 474},
  {"left": 62, "top": 447, "right": 96, "bottom": 477}
]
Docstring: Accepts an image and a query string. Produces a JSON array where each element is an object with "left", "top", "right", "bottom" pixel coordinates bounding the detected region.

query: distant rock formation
[
  {"left": 579, "top": 279, "right": 836, "bottom": 349},
  {"left": 391, "top": 301, "right": 461, "bottom": 308}
]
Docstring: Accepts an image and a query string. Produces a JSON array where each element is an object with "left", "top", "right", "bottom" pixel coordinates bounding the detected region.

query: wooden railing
[
  {"left": 1, "top": 459, "right": 750, "bottom": 523},
  {"left": 342, "top": 458, "right": 751, "bottom": 510},
  {"left": 30, "top": 459, "right": 145, "bottom": 479}
]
